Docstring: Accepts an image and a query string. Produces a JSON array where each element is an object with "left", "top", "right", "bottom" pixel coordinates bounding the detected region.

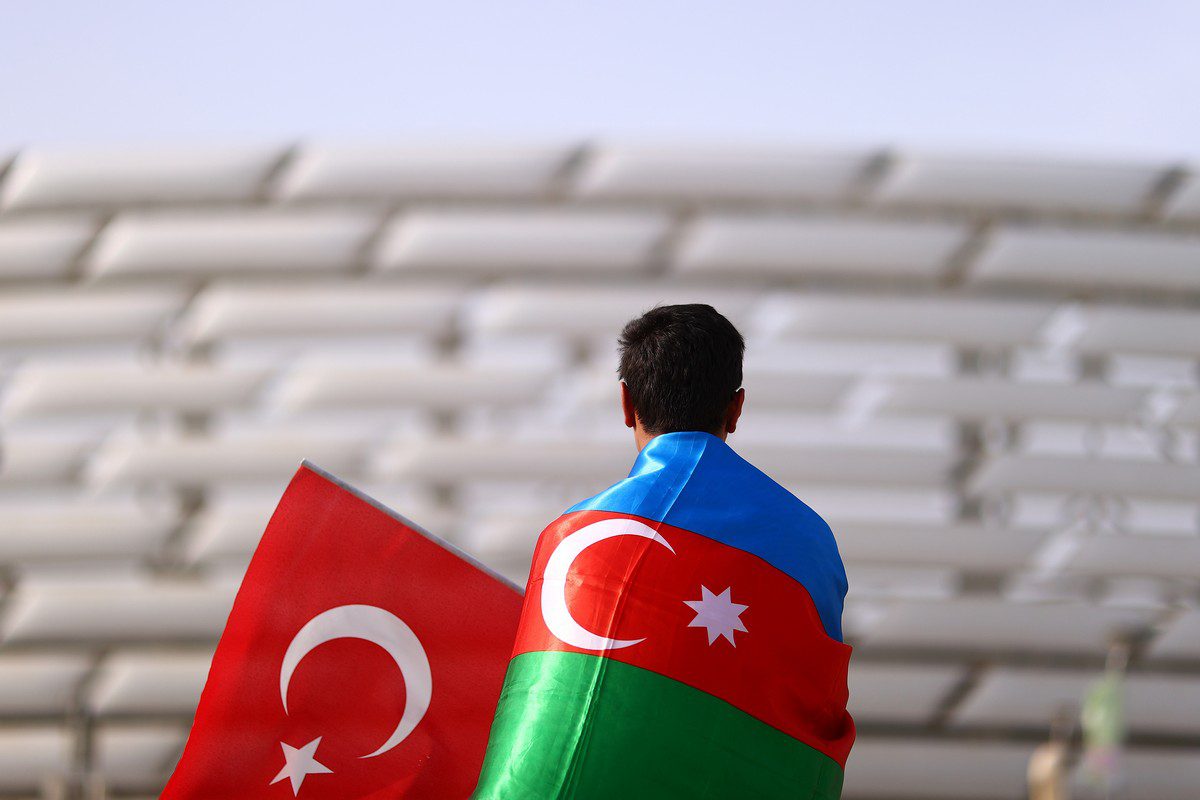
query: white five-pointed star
[
  {"left": 270, "top": 737, "right": 333, "bottom": 795},
  {"left": 683, "top": 585, "right": 748, "bottom": 646}
]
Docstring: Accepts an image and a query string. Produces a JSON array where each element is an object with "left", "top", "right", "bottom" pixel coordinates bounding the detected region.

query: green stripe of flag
[{"left": 472, "top": 651, "right": 844, "bottom": 799}]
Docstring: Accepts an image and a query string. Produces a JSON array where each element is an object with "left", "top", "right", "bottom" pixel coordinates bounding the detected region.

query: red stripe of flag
[{"left": 513, "top": 509, "right": 856, "bottom": 767}]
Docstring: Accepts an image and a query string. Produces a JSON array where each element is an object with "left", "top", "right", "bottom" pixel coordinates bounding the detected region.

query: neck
[{"left": 635, "top": 427, "right": 725, "bottom": 452}]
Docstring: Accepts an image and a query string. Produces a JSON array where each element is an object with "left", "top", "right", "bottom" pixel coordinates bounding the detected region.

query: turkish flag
[{"left": 162, "top": 463, "right": 523, "bottom": 799}]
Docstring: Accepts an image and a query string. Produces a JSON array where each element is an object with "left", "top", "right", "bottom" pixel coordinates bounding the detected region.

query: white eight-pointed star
[
  {"left": 270, "top": 736, "right": 333, "bottom": 796},
  {"left": 683, "top": 585, "right": 748, "bottom": 646}
]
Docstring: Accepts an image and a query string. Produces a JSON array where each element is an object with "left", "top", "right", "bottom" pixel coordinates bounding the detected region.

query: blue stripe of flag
[{"left": 566, "top": 431, "right": 849, "bottom": 642}]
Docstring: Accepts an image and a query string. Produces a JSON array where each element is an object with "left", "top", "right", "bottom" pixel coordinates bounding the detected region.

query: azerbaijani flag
[{"left": 472, "top": 431, "right": 855, "bottom": 799}]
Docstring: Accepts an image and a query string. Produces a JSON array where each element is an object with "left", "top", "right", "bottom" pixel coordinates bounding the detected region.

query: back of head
[{"left": 618, "top": 304, "right": 745, "bottom": 436}]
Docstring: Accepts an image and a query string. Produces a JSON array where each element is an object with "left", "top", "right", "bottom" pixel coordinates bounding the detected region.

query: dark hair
[{"left": 617, "top": 304, "right": 745, "bottom": 435}]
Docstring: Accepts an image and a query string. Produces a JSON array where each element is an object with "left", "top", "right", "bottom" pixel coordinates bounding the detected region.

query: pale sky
[{"left": 3, "top": 0, "right": 1198, "bottom": 159}]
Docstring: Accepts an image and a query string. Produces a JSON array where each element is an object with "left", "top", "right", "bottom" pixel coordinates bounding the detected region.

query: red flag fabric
[
  {"left": 163, "top": 463, "right": 523, "bottom": 799},
  {"left": 509, "top": 509, "right": 854, "bottom": 766}
]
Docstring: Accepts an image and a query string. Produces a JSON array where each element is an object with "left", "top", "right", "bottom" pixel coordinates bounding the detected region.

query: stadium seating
[{"left": 0, "top": 143, "right": 1196, "bottom": 798}]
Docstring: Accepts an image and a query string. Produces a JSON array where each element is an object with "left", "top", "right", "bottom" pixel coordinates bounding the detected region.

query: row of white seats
[
  {"left": 4, "top": 362, "right": 1196, "bottom": 429},
  {"left": 844, "top": 596, "right": 1162, "bottom": 654},
  {"left": 2, "top": 727, "right": 1199, "bottom": 797},
  {"left": 843, "top": 739, "right": 1200, "bottom": 800},
  {"left": 4, "top": 431, "right": 1194, "bottom": 503},
  {"left": 3, "top": 144, "right": 1200, "bottom": 218},
  {"left": 2, "top": 503, "right": 1197, "bottom": 590},
  {"left": 6, "top": 472, "right": 1190, "bottom": 527},
  {"left": 3, "top": 474, "right": 1195, "bottom": 564},
  {"left": 0, "top": 724, "right": 184, "bottom": 794},
  {"left": 3, "top": 208, "right": 1200, "bottom": 289},
  {"left": 2, "top": 576, "right": 1195, "bottom": 658},
  {"left": 0, "top": 651, "right": 212, "bottom": 717},
  {"left": 3, "top": 284, "right": 1198, "bottom": 359},
  {"left": 4, "top": 650, "right": 1200, "bottom": 735}
]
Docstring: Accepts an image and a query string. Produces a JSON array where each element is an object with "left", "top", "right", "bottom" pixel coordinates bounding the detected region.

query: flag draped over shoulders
[{"left": 472, "top": 431, "right": 855, "bottom": 800}]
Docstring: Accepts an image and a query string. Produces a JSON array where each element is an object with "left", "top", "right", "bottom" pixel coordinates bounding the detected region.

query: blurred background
[{"left": 1, "top": 2, "right": 1198, "bottom": 798}]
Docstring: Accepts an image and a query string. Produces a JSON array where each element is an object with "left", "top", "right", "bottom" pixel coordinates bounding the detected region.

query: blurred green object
[{"left": 1080, "top": 668, "right": 1125, "bottom": 794}]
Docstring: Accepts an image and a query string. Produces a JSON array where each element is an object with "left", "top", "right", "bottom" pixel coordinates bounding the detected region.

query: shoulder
[
  {"left": 698, "top": 440, "right": 838, "bottom": 538},
  {"left": 557, "top": 436, "right": 849, "bottom": 640}
]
